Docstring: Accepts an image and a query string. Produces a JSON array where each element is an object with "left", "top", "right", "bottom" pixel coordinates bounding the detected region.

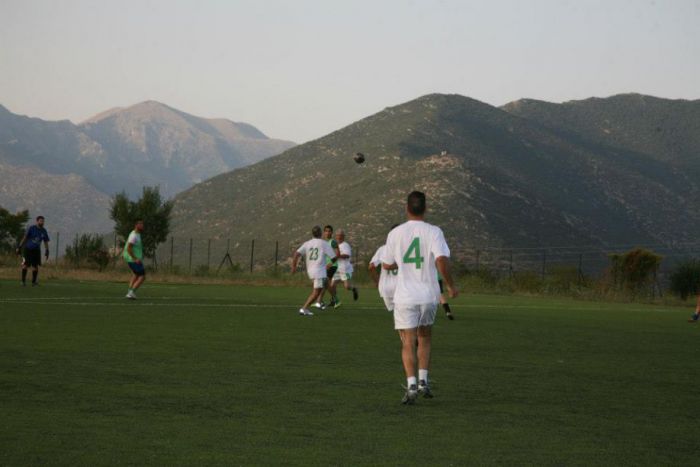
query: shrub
[
  {"left": 607, "top": 248, "right": 662, "bottom": 296},
  {"left": 669, "top": 259, "right": 700, "bottom": 300},
  {"left": 65, "top": 234, "right": 111, "bottom": 271}
]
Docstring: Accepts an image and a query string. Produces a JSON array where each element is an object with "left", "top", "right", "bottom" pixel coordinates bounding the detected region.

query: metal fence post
[
  {"left": 250, "top": 239, "right": 255, "bottom": 273},
  {"left": 541, "top": 250, "right": 547, "bottom": 279},
  {"left": 207, "top": 239, "right": 211, "bottom": 270},
  {"left": 55, "top": 232, "right": 60, "bottom": 263},
  {"left": 188, "top": 238, "right": 193, "bottom": 274},
  {"left": 509, "top": 250, "right": 513, "bottom": 278}
]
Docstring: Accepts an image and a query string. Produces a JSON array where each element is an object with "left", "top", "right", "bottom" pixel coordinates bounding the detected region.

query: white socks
[
  {"left": 419, "top": 369, "right": 428, "bottom": 383},
  {"left": 407, "top": 376, "right": 417, "bottom": 388}
]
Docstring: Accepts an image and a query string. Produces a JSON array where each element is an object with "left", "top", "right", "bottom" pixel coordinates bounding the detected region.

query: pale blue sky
[{"left": 1, "top": 0, "right": 698, "bottom": 142}]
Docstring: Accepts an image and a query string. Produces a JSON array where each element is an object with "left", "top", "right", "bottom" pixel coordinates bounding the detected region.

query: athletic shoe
[
  {"left": 126, "top": 291, "right": 136, "bottom": 300},
  {"left": 418, "top": 380, "right": 433, "bottom": 398},
  {"left": 689, "top": 313, "right": 699, "bottom": 323},
  {"left": 333, "top": 300, "right": 342, "bottom": 309},
  {"left": 298, "top": 308, "right": 314, "bottom": 316},
  {"left": 445, "top": 311, "right": 454, "bottom": 320},
  {"left": 401, "top": 384, "right": 418, "bottom": 405},
  {"left": 313, "top": 301, "right": 326, "bottom": 309},
  {"left": 352, "top": 288, "right": 358, "bottom": 301}
]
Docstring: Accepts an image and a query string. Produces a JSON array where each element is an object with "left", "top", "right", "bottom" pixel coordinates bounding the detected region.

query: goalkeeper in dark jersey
[{"left": 314, "top": 225, "right": 341, "bottom": 309}]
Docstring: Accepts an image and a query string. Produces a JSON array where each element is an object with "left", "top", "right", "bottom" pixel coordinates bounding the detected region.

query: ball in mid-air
[{"left": 353, "top": 152, "right": 366, "bottom": 164}]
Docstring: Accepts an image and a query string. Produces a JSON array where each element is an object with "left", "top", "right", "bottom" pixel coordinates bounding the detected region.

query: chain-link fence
[{"left": 45, "top": 233, "right": 700, "bottom": 288}]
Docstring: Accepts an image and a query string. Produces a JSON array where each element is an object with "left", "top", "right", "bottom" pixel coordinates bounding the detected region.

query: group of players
[{"left": 292, "top": 191, "right": 459, "bottom": 404}]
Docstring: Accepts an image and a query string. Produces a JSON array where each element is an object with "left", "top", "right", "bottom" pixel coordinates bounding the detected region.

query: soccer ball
[{"left": 353, "top": 152, "right": 366, "bottom": 164}]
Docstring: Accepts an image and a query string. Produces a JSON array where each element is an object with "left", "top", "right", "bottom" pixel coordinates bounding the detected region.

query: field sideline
[{"left": 0, "top": 280, "right": 697, "bottom": 465}]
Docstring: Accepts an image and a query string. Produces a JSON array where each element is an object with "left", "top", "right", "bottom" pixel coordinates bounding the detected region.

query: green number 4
[
  {"left": 309, "top": 248, "right": 319, "bottom": 260},
  {"left": 402, "top": 238, "right": 424, "bottom": 269}
]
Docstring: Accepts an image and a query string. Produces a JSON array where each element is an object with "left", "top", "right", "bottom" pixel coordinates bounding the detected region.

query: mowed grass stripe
[{"left": 0, "top": 279, "right": 698, "bottom": 465}]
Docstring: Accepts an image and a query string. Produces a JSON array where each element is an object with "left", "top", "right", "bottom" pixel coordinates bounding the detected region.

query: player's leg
[
  {"left": 344, "top": 275, "right": 359, "bottom": 301},
  {"left": 690, "top": 294, "right": 700, "bottom": 322},
  {"left": 301, "top": 279, "right": 324, "bottom": 315},
  {"left": 31, "top": 266, "right": 39, "bottom": 285},
  {"left": 416, "top": 303, "right": 438, "bottom": 397},
  {"left": 395, "top": 303, "right": 420, "bottom": 404},
  {"left": 417, "top": 325, "right": 433, "bottom": 397},
  {"left": 20, "top": 255, "right": 28, "bottom": 286}
]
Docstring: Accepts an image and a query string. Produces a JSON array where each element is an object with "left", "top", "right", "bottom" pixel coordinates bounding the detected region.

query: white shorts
[
  {"left": 312, "top": 278, "right": 327, "bottom": 289},
  {"left": 382, "top": 296, "right": 395, "bottom": 312},
  {"left": 332, "top": 272, "right": 352, "bottom": 282},
  {"left": 393, "top": 302, "right": 438, "bottom": 330}
]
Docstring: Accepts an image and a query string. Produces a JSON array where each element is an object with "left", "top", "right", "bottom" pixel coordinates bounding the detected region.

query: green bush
[
  {"left": 65, "top": 234, "right": 111, "bottom": 271},
  {"left": 607, "top": 248, "right": 662, "bottom": 296},
  {"left": 669, "top": 260, "right": 700, "bottom": 300}
]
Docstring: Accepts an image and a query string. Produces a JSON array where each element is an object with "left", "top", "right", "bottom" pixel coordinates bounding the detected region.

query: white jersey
[
  {"left": 336, "top": 241, "right": 353, "bottom": 274},
  {"left": 381, "top": 220, "right": 450, "bottom": 305},
  {"left": 370, "top": 245, "right": 397, "bottom": 298},
  {"left": 297, "top": 238, "right": 336, "bottom": 280}
]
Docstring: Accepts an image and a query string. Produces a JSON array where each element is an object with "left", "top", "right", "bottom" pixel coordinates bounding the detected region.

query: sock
[
  {"left": 419, "top": 369, "right": 429, "bottom": 384},
  {"left": 21, "top": 269, "right": 27, "bottom": 283},
  {"left": 407, "top": 376, "right": 417, "bottom": 388},
  {"left": 443, "top": 303, "right": 452, "bottom": 313},
  {"left": 32, "top": 270, "right": 38, "bottom": 283}
]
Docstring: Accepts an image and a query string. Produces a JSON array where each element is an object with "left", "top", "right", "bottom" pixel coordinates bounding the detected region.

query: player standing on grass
[
  {"left": 369, "top": 225, "right": 399, "bottom": 312},
  {"left": 16, "top": 215, "right": 50, "bottom": 286},
  {"left": 689, "top": 296, "right": 700, "bottom": 323},
  {"left": 123, "top": 220, "right": 145, "bottom": 300},
  {"left": 292, "top": 225, "right": 337, "bottom": 316},
  {"left": 382, "top": 191, "right": 458, "bottom": 404},
  {"left": 329, "top": 229, "right": 359, "bottom": 308},
  {"left": 314, "top": 225, "right": 341, "bottom": 309}
]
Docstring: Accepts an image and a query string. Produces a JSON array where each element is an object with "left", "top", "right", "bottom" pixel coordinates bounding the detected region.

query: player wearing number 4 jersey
[
  {"left": 382, "top": 191, "right": 458, "bottom": 404},
  {"left": 292, "top": 225, "right": 338, "bottom": 316}
]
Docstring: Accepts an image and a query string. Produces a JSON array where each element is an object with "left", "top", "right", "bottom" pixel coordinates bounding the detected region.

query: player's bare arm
[
  {"left": 291, "top": 251, "right": 301, "bottom": 273},
  {"left": 436, "top": 256, "right": 458, "bottom": 298},
  {"left": 368, "top": 263, "right": 380, "bottom": 286},
  {"left": 382, "top": 262, "right": 398, "bottom": 271}
]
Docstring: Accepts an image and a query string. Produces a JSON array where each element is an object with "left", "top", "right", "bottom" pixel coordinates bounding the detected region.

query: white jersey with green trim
[
  {"left": 381, "top": 220, "right": 450, "bottom": 305},
  {"left": 371, "top": 245, "right": 397, "bottom": 298},
  {"left": 297, "top": 238, "right": 336, "bottom": 280},
  {"left": 337, "top": 241, "right": 353, "bottom": 274}
]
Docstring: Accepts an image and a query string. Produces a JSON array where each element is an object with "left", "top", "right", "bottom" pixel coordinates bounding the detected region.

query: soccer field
[{"left": 0, "top": 280, "right": 697, "bottom": 466}]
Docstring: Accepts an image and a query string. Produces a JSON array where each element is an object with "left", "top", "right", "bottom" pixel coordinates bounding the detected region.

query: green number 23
[
  {"left": 309, "top": 248, "right": 319, "bottom": 260},
  {"left": 402, "top": 238, "right": 424, "bottom": 269}
]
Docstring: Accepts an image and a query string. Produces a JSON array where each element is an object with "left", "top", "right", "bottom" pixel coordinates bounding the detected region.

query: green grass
[{"left": 0, "top": 279, "right": 697, "bottom": 466}]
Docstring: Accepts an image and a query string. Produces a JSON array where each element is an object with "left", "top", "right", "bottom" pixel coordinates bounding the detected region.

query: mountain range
[
  {"left": 167, "top": 93, "right": 700, "bottom": 266},
  {"left": 0, "top": 102, "right": 295, "bottom": 242}
]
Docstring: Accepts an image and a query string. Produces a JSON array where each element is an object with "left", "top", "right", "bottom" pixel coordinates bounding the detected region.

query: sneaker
[
  {"left": 126, "top": 291, "right": 136, "bottom": 300},
  {"left": 333, "top": 300, "right": 342, "bottom": 309},
  {"left": 313, "top": 301, "right": 326, "bottom": 310},
  {"left": 401, "top": 384, "right": 418, "bottom": 405},
  {"left": 352, "top": 288, "right": 359, "bottom": 301},
  {"left": 298, "top": 308, "right": 314, "bottom": 316},
  {"left": 418, "top": 380, "right": 433, "bottom": 398},
  {"left": 445, "top": 310, "right": 454, "bottom": 320}
]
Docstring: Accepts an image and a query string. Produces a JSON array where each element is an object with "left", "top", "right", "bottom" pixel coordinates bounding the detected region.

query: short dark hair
[
  {"left": 36, "top": 216, "right": 45, "bottom": 221},
  {"left": 407, "top": 191, "right": 426, "bottom": 216},
  {"left": 312, "top": 225, "right": 323, "bottom": 238},
  {"left": 324, "top": 225, "right": 333, "bottom": 231}
]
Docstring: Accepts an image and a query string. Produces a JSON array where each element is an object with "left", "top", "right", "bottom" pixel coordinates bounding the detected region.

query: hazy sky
[{"left": 1, "top": 0, "right": 698, "bottom": 142}]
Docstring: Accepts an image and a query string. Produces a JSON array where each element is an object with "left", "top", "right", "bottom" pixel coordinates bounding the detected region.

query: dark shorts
[
  {"left": 327, "top": 265, "right": 338, "bottom": 279},
  {"left": 22, "top": 248, "right": 42, "bottom": 268},
  {"left": 128, "top": 262, "right": 146, "bottom": 276},
  {"left": 438, "top": 279, "right": 444, "bottom": 294}
]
